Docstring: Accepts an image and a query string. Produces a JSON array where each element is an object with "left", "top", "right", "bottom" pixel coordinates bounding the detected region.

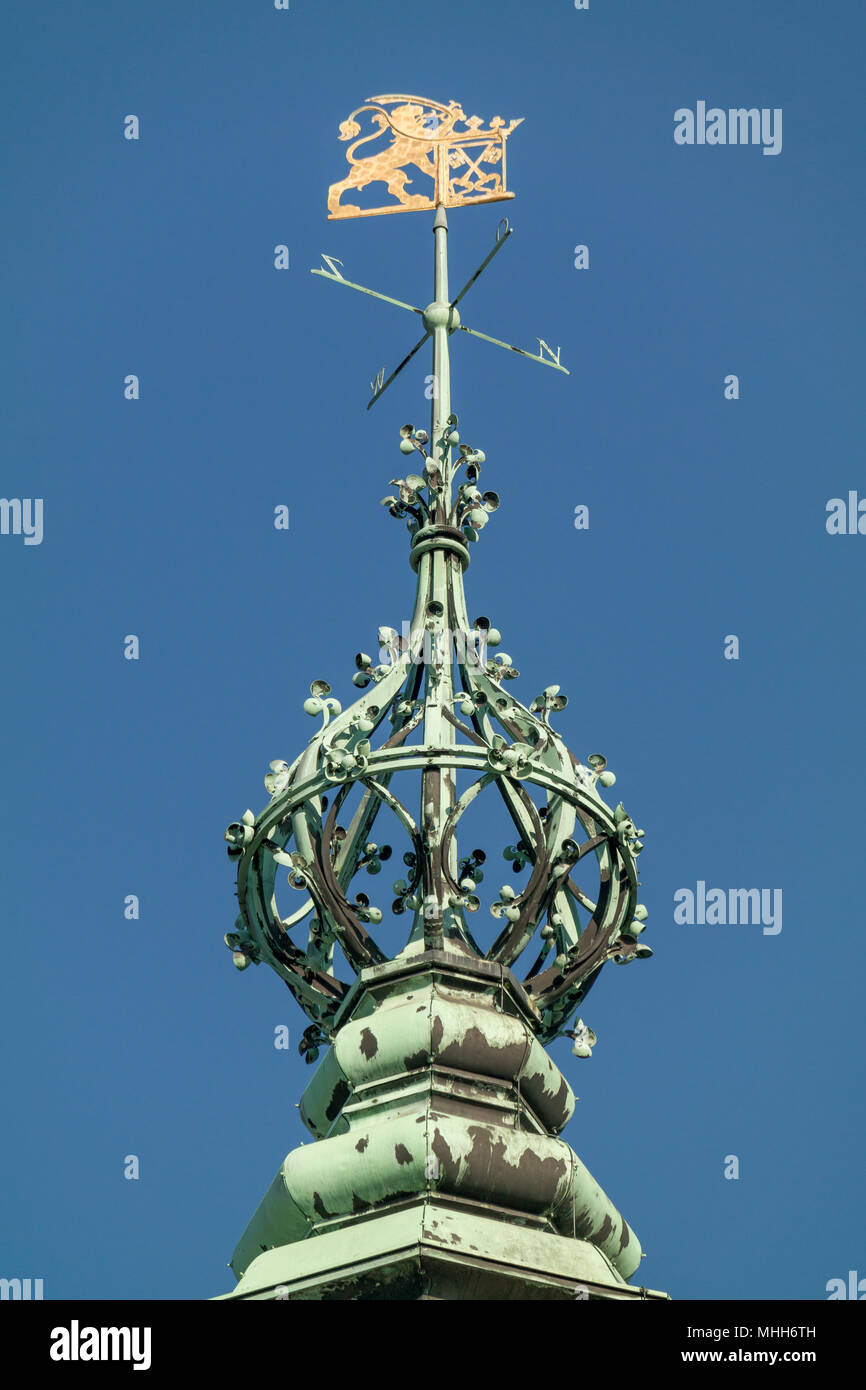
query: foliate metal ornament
[
  {"left": 327, "top": 96, "right": 523, "bottom": 220},
  {"left": 567, "top": 1019, "right": 598, "bottom": 1059},
  {"left": 223, "top": 420, "right": 649, "bottom": 1043}
]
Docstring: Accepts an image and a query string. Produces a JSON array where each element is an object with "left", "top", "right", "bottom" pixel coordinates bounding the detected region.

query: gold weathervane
[{"left": 327, "top": 95, "right": 523, "bottom": 219}]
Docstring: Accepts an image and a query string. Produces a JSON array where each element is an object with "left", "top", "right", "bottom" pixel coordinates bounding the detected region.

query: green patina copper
[{"left": 218, "top": 103, "right": 665, "bottom": 1301}]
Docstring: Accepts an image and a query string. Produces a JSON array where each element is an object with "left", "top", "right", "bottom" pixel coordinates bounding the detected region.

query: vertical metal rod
[
  {"left": 421, "top": 203, "right": 459, "bottom": 947},
  {"left": 431, "top": 204, "right": 452, "bottom": 510}
]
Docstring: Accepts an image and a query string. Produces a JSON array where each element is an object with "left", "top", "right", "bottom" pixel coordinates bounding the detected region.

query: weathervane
[
  {"left": 218, "top": 96, "right": 663, "bottom": 1302},
  {"left": 314, "top": 93, "right": 566, "bottom": 411},
  {"left": 327, "top": 95, "right": 521, "bottom": 219}
]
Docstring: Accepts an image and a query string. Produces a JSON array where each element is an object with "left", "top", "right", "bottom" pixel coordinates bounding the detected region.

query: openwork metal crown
[
  {"left": 224, "top": 426, "right": 650, "bottom": 1054},
  {"left": 224, "top": 98, "right": 651, "bottom": 1065}
]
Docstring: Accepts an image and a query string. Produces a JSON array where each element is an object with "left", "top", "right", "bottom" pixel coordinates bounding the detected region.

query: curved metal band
[{"left": 409, "top": 524, "right": 470, "bottom": 572}]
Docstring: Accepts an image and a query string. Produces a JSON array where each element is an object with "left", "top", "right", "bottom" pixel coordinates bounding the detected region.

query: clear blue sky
[{"left": 1, "top": 0, "right": 863, "bottom": 1301}]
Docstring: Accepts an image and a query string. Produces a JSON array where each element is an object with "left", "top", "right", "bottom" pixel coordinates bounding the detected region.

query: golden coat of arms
[{"left": 327, "top": 94, "right": 523, "bottom": 219}]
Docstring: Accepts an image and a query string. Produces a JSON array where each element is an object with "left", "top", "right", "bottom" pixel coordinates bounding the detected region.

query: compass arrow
[
  {"left": 449, "top": 221, "right": 513, "bottom": 309},
  {"left": 454, "top": 323, "right": 569, "bottom": 374},
  {"left": 310, "top": 263, "right": 423, "bottom": 318},
  {"left": 367, "top": 329, "right": 432, "bottom": 410}
]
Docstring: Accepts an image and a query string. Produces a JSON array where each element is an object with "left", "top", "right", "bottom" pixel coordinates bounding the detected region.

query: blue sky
[{"left": 1, "top": 0, "right": 863, "bottom": 1301}]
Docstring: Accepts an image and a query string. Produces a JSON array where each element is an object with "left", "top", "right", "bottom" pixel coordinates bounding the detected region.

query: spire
[
  {"left": 225, "top": 139, "right": 649, "bottom": 1038},
  {"left": 218, "top": 96, "right": 665, "bottom": 1303}
]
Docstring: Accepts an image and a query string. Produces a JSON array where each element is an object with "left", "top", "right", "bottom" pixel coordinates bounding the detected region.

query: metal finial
[{"left": 218, "top": 95, "right": 663, "bottom": 1305}]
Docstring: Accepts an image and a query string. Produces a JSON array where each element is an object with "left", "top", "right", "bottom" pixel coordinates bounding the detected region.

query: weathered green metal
[
  {"left": 221, "top": 954, "right": 664, "bottom": 1300},
  {"left": 230, "top": 970, "right": 640, "bottom": 1283},
  {"left": 218, "top": 100, "right": 663, "bottom": 1301},
  {"left": 217, "top": 1207, "right": 669, "bottom": 1302}
]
